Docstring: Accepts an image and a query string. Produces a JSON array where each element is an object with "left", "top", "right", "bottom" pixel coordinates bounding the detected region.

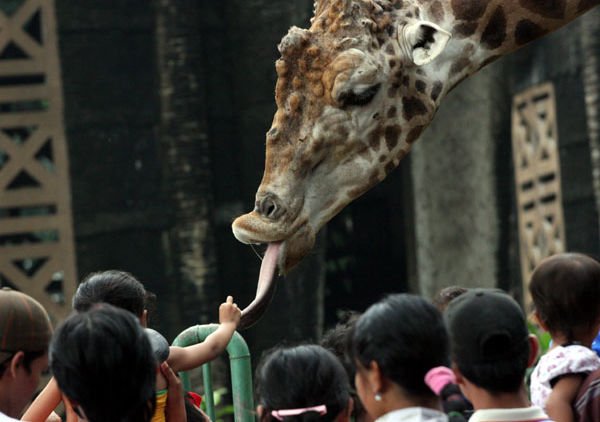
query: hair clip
[{"left": 271, "top": 404, "right": 327, "bottom": 420}]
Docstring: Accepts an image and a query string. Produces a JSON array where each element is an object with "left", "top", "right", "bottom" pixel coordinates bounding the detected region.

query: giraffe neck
[{"left": 418, "top": 0, "right": 599, "bottom": 99}]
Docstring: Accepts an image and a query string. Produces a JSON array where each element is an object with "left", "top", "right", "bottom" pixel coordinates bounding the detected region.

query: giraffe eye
[{"left": 338, "top": 84, "right": 381, "bottom": 108}]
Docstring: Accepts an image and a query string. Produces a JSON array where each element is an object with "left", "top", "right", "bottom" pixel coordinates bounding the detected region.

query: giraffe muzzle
[{"left": 255, "top": 193, "right": 285, "bottom": 220}]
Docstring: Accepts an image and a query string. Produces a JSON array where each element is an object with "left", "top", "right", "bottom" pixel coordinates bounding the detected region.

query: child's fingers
[{"left": 226, "top": 295, "right": 233, "bottom": 304}]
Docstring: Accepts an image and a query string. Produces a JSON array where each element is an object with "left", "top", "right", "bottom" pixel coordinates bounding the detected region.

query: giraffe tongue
[{"left": 239, "top": 242, "right": 282, "bottom": 329}]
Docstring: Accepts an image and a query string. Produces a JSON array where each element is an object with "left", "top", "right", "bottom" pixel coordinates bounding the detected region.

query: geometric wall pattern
[
  {"left": 0, "top": 0, "right": 77, "bottom": 321},
  {"left": 512, "top": 82, "right": 566, "bottom": 306}
]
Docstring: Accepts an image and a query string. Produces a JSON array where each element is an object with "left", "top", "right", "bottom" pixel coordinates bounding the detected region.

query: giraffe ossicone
[{"left": 233, "top": 0, "right": 599, "bottom": 327}]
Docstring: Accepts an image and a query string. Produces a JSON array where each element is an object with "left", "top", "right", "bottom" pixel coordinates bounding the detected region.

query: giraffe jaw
[
  {"left": 231, "top": 210, "right": 316, "bottom": 273},
  {"left": 233, "top": 214, "right": 316, "bottom": 328}
]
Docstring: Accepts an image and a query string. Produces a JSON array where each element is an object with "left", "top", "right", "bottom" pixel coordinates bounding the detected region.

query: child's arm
[
  {"left": 21, "top": 378, "right": 63, "bottom": 422},
  {"left": 167, "top": 296, "right": 241, "bottom": 372},
  {"left": 545, "top": 374, "right": 585, "bottom": 422}
]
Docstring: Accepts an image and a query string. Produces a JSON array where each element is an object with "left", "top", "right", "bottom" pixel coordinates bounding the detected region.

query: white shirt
[
  {"left": 0, "top": 411, "right": 20, "bottom": 422},
  {"left": 376, "top": 407, "right": 449, "bottom": 422},
  {"left": 468, "top": 406, "right": 550, "bottom": 421},
  {"left": 530, "top": 345, "right": 600, "bottom": 409}
]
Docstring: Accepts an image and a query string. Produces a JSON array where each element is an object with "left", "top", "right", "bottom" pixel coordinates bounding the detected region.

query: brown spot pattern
[
  {"left": 514, "top": 19, "right": 546, "bottom": 46},
  {"left": 415, "top": 80, "right": 426, "bottom": 93},
  {"left": 519, "top": 0, "right": 566, "bottom": 19},
  {"left": 384, "top": 161, "right": 396, "bottom": 176},
  {"left": 430, "top": 81, "right": 443, "bottom": 102},
  {"left": 406, "top": 125, "right": 425, "bottom": 144},
  {"left": 368, "top": 128, "right": 382, "bottom": 151},
  {"left": 450, "top": 57, "right": 470, "bottom": 76},
  {"left": 451, "top": 0, "right": 490, "bottom": 21},
  {"left": 430, "top": 1, "right": 445, "bottom": 22},
  {"left": 480, "top": 6, "right": 507, "bottom": 50},
  {"left": 387, "top": 106, "right": 397, "bottom": 118},
  {"left": 402, "top": 97, "right": 427, "bottom": 121},
  {"left": 384, "top": 125, "right": 401, "bottom": 151},
  {"left": 453, "top": 22, "right": 478, "bottom": 37}
]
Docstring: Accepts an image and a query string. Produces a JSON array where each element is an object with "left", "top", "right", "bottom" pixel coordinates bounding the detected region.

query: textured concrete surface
[{"left": 410, "top": 62, "right": 510, "bottom": 299}]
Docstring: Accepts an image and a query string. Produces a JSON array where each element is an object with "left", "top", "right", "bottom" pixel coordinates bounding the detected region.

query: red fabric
[{"left": 186, "top": 392, "right": 202, "bottom": 408}]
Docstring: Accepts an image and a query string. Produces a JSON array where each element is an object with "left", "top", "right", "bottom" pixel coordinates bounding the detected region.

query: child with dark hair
[
  {"left": 349, "top": 293, "right": 450, "bottom": 421},
  {"left": 446, "top": 288, "right": 548, "bottom": 422},
  {"left": 50, "top": 304, "right": 157, "bottom": 422},
  {"left": 529, "top": 253, "right": 600, "bottom": 422},
  {"left": 432, "top": 286, "right": 469, "bottom": 313},
  {"left": 25, "top": 270, "right": 240, "bottom": 422},
  {"left": 320, "top": 312, "right": 372, "bottom": 422},
  {"left": 255, "top": 344, "right": 353, "bottom": 421}
]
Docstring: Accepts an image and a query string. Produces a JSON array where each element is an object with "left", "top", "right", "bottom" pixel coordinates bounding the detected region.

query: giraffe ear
[{"left": 401, "top": 21, "right": 451, "bottom": 66}]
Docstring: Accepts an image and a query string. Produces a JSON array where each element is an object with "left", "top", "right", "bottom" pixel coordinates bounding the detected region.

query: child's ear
[
  {"left": 8, "top": 351, "right": 25, "bottom": 378},
  {"left": 256, "top": 405, "right": 265, "bottom": 420},
  {"left": 335, "top": 397, "right": 354, "bottom": 422},
  {"left": 527, "top": 334, "right": 540, "bottom": 368},
  {"left": 451, "top": 362, "right": 464, "bottom": 386},
  {"left": 367, "top": 360, "right": 384, "bottom": 394},
  {"left": 141, "top": 309, "right": 148, "bottom": 327}
]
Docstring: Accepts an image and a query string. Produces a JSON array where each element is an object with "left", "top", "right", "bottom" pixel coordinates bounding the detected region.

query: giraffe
[{"left": 233, "top": 0, "right": 600, "bottom": 327}]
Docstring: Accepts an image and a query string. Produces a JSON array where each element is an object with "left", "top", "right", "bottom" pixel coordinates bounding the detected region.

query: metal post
[{"left": 172, "top": 324, "right": 255, "bottom": 422}]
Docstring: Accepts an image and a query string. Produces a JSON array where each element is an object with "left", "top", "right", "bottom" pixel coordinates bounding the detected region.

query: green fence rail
[{"left": 172, "top": 324, "right": 255, "bottom": 422}]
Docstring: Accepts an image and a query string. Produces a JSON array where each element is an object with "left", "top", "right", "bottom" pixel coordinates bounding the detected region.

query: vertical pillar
[{"left": 0, "top": 0, "right": 77, "bottom": 321}]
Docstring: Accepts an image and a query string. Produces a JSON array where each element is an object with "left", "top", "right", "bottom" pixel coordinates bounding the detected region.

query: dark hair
[
  {"left": 73, "top": 270, "right": 148, "bottom": 317},
  {"left": 455, "top": 348, "right": 529, "bottom": 394},
  {"left": 50, "top": 305, "right": 156, "bottom": 422},
  {"left": 350, "top": 294, "right": 449, "bottom": 397},
  {"left": 432, "top": 286, "right": 469, "bottom": 312},
  {"left": 530, "top": 253, "right": 600, "bottom": 342},
  {"left": 320, "top": 312, "right": 360, "bottom": 382},
  {"left": 255, "top": 344, "right": 350, "bottom": 422},
  {"left": 320, "top": 312, "right": 367, "bottom": 421}
]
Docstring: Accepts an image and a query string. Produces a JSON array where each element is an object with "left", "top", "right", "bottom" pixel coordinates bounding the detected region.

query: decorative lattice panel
[
  {"left": 0, "top": 0, "right": 77, "bottom": 321},
  {"left": 512, "top": 83, "right": 566, "bottom": 306}
]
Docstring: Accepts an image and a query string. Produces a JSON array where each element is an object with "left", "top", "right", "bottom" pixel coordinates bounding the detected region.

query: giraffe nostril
[{"left": 256, "top": 195, "right": 283, "bottom": 220}]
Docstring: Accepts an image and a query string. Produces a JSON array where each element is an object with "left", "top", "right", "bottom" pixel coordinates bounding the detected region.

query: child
[
  {"left": 50, "top": 304, "right": 157, "bottom": 422},
  {"left": 529, "top": 253, "right": 600, "bottom": 422},
  {"left": 24, "top": 270, "right": 241, "bottom": 422},
  {"left": 255, "top": 344, "right": 353, "bottom": 421},
  {"left": 320, "top": 312, "right": 372, "bottom": 422}
]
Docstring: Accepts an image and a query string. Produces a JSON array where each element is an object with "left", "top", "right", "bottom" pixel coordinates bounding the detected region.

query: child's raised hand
[{"left": 219, "top": 295, "right": 241, "bottom": 326}]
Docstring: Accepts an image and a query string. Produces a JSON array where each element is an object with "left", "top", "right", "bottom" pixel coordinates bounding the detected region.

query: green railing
[{"left": 172, "top": 324, "right": 255, "bottom": 422}]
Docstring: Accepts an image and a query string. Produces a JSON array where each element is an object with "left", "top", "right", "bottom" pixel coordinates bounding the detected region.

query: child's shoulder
[{"left": 536, "top": 345, "right": 600, "bottom": 383}]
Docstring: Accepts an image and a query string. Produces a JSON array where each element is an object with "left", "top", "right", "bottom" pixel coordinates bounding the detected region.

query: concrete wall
[
  {"left": 410, "top": 62, "right": 511, "bottom": 299},
  {"left": 410, "top": 14, "right": 600, "bottom": 301}
]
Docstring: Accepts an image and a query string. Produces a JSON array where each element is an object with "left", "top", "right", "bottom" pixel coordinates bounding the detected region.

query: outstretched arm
[
  {"left": 21, "top": 378, "right": 62, "bottom": 422},
  {"left": 167, "top": 296, "right": 241, "bottom": 372},
  {"left": 545, "top": 374, "right": 585, "bottom": 422}
]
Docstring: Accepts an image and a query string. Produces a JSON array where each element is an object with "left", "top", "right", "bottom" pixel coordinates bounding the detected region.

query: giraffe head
[{"left": 233, "top": 0, "right": 452, "bottom": 272}]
